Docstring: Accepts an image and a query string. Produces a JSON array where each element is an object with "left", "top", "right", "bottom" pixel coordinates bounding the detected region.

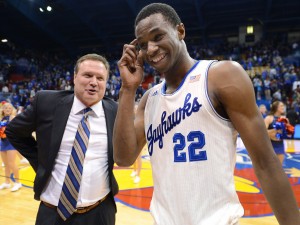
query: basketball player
[{"left": 113, "top": 3, "right": 300, "bottom": 225}]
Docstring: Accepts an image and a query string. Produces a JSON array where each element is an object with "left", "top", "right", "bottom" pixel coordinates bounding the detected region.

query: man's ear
[{"left": 177, "top": 23, "right": 185, "bottom": 40}]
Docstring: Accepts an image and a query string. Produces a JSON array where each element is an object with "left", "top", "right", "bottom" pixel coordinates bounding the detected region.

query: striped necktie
[{"left": 57, "top": 107, "right": 92, "bottom": 220}]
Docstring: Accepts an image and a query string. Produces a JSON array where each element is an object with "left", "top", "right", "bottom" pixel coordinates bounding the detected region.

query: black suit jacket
[{"left": 6, "top": 90, "right": 119, "bottom": 200}]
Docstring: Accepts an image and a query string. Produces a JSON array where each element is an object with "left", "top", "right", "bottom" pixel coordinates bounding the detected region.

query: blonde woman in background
[{"left": 0, "top": 102, "right": 22, "bottom": 191}]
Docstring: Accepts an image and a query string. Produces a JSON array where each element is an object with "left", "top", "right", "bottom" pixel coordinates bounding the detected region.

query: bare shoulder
[
  {"left": 265, "top": 115, "right": 274, "bottom": 120},
  {"left": 136, "top": 89, "right": 151, "bottom": 116},
  {"left": 138, "top": 89, "right": 151, "bottom": 108},
  {"left": 264, "top": 115, "right": 273, "bottom": 122},
  {"left": 208, "top": 60, "right": 253, "bottom": 106},
  {"left": 209, "top": 60, "right": 249, "bottom": 84},
  {"left": 134, "top": 89, "right": 151, "bottom": 144}
]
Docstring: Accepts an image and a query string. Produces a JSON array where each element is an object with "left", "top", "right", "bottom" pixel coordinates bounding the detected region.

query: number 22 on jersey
[{"left": 173, "top": 131, "right": 207, "bottom": 162}]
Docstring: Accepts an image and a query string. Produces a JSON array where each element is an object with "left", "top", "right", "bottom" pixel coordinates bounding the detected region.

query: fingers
[
  {"left": 130, "top": 39, "right": 138, "bottom": 46},
  {"left": 119, "top": 39, "right": 145, "bottom": 74},
  {"left": 122, "top": 39, "right": 138, "bottom": 55},
  {"left": 120, "top": 39, "right": 139, "bottom": 69},
  {"left": 136, "top": 50, "right": 144, "bottom": 67}
]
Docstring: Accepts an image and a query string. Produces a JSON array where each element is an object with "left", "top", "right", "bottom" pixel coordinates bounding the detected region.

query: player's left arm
[{"left": 209, "top": 61, "right": 300, "bottom": 224}]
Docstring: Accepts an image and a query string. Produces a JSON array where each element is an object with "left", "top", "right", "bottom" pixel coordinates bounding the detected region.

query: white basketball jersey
[{"left": 144, "top": 60, "right": 244, "bottom": 225}]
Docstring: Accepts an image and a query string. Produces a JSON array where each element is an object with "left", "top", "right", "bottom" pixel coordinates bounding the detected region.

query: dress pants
[{"left": 35, "top": 195, "right": 116, "bottom": 225}]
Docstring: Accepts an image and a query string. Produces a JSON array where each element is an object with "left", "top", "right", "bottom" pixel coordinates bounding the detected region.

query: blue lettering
[
  {"left": 192, "top": 97, "right": 201, "bottom": 112},
  {"left": 146, "top": 93, "right": 202, "bottom": 156},
  {"left": 147, "top": 124, "right": 154, "bottom": 156}
]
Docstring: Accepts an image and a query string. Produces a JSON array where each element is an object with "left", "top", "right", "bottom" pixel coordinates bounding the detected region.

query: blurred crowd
[{"left": 0, "top": 38, "right": 299, "bottom": 117}]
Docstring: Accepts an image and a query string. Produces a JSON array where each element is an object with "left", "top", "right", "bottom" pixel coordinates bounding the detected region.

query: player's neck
[{"left": 164, "top": 56, "right": 197, "bottom": 93}]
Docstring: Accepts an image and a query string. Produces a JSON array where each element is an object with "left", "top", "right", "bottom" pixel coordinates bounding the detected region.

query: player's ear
[{"left": 177, "top": 23, "right": 185, "bottom": 41}]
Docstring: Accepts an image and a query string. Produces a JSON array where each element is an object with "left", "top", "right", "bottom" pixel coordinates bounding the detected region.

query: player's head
[
  {"left": 135, "top": 3, "right": 181, "bottom": 29},
  {"left": 134, "top": 3, "right": 186, "bottom": 74}
]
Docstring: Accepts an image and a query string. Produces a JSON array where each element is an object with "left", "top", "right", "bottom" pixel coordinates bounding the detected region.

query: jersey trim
[
  {"left": 161, "top": 60, "right": 200, "bottom": 96},
  {"left": 204, "top": 60, "right": 231, "bottom": 121}
]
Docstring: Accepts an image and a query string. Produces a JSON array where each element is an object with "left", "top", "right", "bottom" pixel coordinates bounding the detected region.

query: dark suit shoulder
[
  {"left": 35, "top": 90, "right": 74, "bottom": 103},
  {"left": 34, "top": 90, "right": 74, "bottom": 114},
  {"left": 103, "top": 96, "right": 118, "bottom": 109},
  {"left": 36, "top": 90, "right": 74, "bottom": 98}
]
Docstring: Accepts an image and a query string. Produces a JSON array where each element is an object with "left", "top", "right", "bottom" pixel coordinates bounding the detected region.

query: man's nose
[
  {"left": 147, "top": 41, "right": 158, "bottom": 56},
  {"left": 89, "top": 76, "right": 97, "bottom": 86}
]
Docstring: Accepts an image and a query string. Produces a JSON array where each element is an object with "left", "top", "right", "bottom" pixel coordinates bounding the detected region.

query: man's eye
[{"left": 154, "top": 34, "right": 163, "bottom": 41}]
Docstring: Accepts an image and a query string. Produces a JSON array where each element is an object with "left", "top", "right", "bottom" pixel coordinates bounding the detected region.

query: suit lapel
[
  {"left": 102, "top": 99, "right": 114, "bottom": 168},
  {"left": 48, "top": 94, "right": 74, "bottom": 167}
]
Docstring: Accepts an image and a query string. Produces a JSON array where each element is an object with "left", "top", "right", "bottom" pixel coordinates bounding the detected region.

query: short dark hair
[
  {"left": 74, "top": 53, "right": 110, "bottom": 75},
  {"left": 135, "top": 3, "right": 181, "bottom": 28}
]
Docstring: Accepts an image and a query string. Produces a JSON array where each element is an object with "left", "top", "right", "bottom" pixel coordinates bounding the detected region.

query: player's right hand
[{"left": 118, "top": 39, "right": 144, "bottom": 90}]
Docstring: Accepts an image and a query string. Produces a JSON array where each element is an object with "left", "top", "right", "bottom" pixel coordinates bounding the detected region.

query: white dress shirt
[{"left": 40, "top": 96, "right": 109, "bottom": 207}]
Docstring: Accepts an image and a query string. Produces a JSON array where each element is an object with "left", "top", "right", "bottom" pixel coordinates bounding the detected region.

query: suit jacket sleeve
[{"left": 6, "top": 93, "right": 38, "bottom": 171}]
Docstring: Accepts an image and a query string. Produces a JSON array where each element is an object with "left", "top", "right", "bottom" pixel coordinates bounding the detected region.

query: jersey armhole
[{"left": 204, "top": 60, "right": 230, "bottom": 122}]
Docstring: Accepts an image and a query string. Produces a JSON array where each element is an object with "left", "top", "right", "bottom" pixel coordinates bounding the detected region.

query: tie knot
[{"left": 83, "top": 108, "right": 92, "bottom": 118}]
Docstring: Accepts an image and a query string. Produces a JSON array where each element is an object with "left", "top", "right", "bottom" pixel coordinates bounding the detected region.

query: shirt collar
[{"left": 72, "top": 96, "right": 103, "bottom": 118}]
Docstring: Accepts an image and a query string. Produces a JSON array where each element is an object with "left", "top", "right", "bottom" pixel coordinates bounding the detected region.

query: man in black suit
[{"left": 6, "top": 53, "right": 118, "bottom": 225}]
